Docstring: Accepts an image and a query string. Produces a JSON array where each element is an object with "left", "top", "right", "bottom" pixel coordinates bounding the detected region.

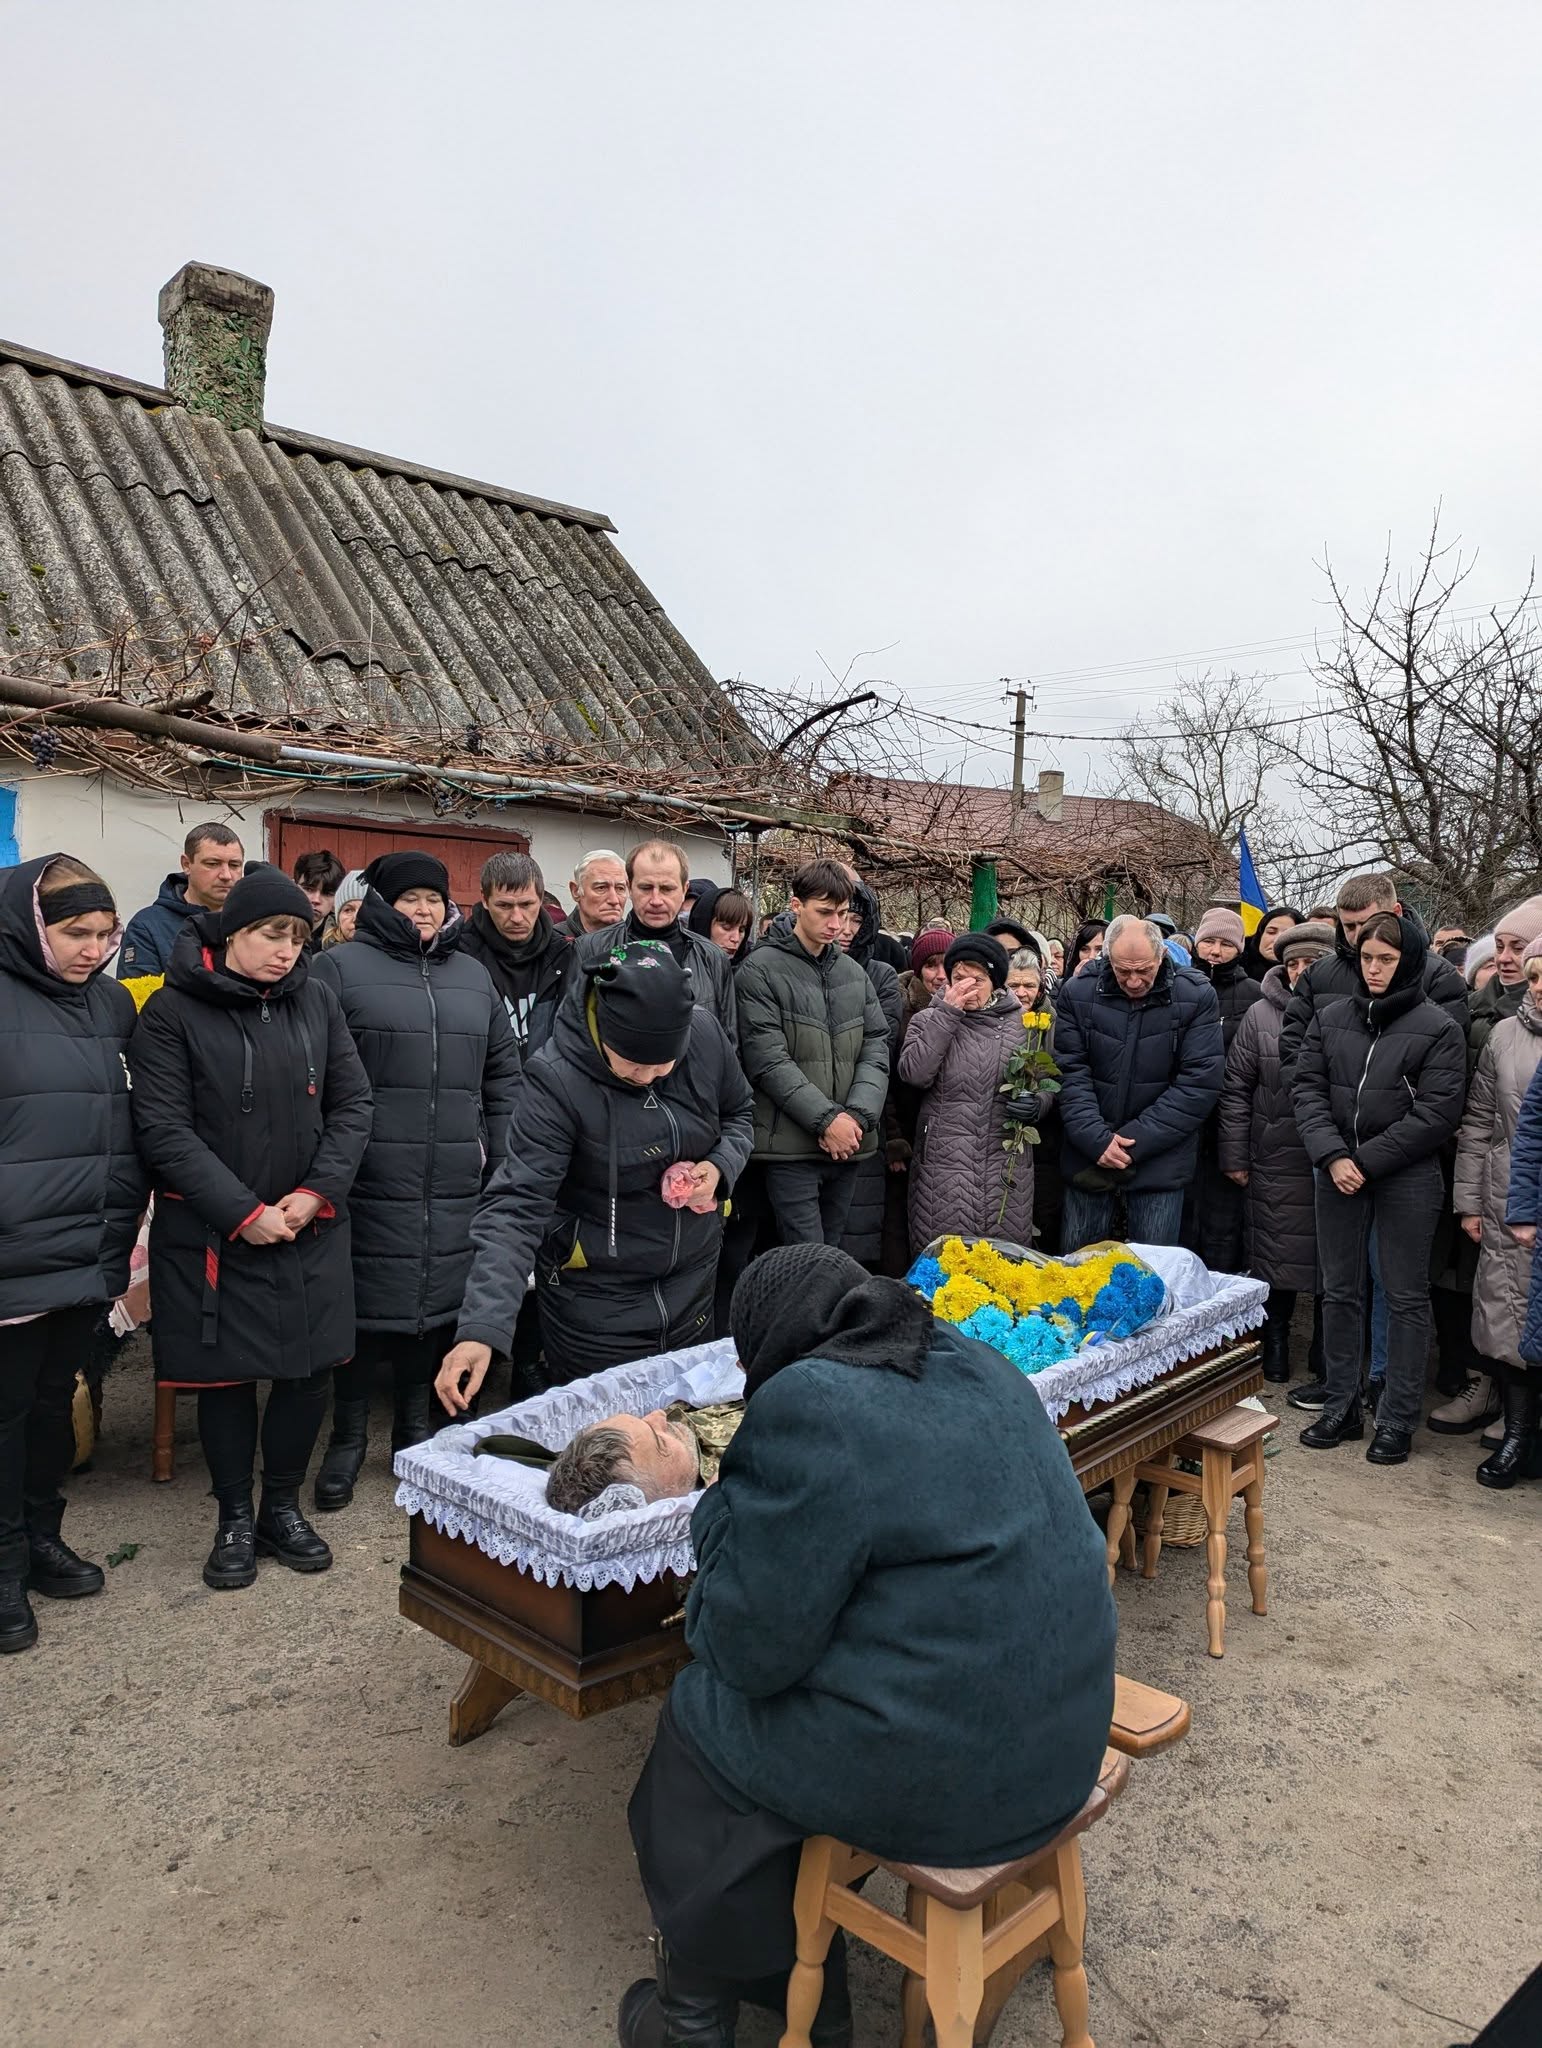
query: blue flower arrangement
[{"left": 907, "top": 1238, "right": 1167, "bottom": 1378}]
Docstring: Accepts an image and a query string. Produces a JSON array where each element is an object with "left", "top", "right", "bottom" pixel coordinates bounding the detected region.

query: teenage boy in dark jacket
[
  {"left": 733, "top": 861, "right": 891, "bottom": 1247},
  {"left": 1054, "top": 914, "right": 1225, "bottom": 1249},
  {"left": 436, "top": 943, "right": 754, "bottom": 1407}
]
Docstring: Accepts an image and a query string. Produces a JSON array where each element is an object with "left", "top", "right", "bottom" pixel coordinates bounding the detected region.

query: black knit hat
[
  {"left": 215, "top": 871, "right": 314, "bottom": 941},
  {"left": 362, "top": 850, "right": 450, "bottom": 906},
  {"left": 590, "top": 940, "right": 694, "bottom": 1065},
  {"left": 943, "top": 931, "right": 1010, "bottom": 989}
]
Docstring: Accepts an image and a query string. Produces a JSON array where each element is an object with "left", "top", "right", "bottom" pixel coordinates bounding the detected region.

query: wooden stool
[
  {"left": 1133, "top": 1404, "right": 1276, "bottom": 1657},
  {"left": 151, "top": 1382, "right": 181, "bottom": 1482},
  {"left": 779, "top": 1749, "right": 1130, "bottom": 2048},
  {"left": 1108, "top": 1672, "right": 1190, "bottom": 1757}
]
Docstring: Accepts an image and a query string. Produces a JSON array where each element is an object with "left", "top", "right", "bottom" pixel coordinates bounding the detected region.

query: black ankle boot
[
  {"left": 1261, "top": 1316, "right": 1292, "bottom": 1383},
  {"left": 314, "top": 1397, "right": 370, "bottom": 1511},
  {"left": 1477, "top": 1371, "right": 1542, "bottom": 1490},
  {"left": 0, "top": 1570, "right": 38, "bottom": 1651},
  {"left": 26, "top": 1527, "right": 105, "bottom": 1599},
  {"left": 391, "top": 1380, "right": 434, "bottom": 1455},
  {"left": 1300, "top": 1398, "right": 1364, "bottom": 1449},
  {"left": 620, "top": 1940, "right": 737, "bottom": 2046},
  {"left": 203, "top": 1498, "right": 257, "bottom": 1591},
  {"left": 255, "top": 1488, "right": 333, "bottom": 1573}
]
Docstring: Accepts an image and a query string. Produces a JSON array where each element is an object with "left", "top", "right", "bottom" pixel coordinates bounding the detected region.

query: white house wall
[{"left": 5, "top": 769, "right": 733, "bottom": 919}]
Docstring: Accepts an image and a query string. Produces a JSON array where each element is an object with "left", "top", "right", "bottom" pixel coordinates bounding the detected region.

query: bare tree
[{"left": 1288, "top": 519, "right": 1542, "bottom": 930}]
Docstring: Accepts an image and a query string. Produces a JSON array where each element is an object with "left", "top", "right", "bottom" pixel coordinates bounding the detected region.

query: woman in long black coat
[
  {"left": 130, "top": 873, "right": 372, "bottom": 1591},
  {"left": 310, "top": 851, "right": 521, "bottom": 1507},
  {"left": 1217, "top": 922, "right": 1335, "bottom": 1380},
  {"left": 0, "top": 854, "right": 146, "bottom": 1654}
]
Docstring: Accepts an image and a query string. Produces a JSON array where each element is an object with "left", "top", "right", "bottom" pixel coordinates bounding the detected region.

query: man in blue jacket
[
  {"left": 620, "top": 1243, "right": 1116, "bottom": 2048},
  {"left": 117, "top": 821, "right": 244, "bottom": 980},
  {"left": 1054, "top": 913, "right": 1225, "bottom": 1249}
]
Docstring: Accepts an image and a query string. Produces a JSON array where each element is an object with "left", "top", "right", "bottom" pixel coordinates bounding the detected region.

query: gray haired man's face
[{"left": 1108, "top": 930, "right": 1161, "bottom": 997}]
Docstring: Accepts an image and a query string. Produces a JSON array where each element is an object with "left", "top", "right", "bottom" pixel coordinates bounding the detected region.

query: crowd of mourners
[{"left": 3, "top": 827, "right": 1540, "bottom": 1659}]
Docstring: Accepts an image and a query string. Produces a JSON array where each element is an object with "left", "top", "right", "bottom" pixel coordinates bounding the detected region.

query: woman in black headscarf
[
  {"left": 1241, "top": 905, "right": 1302, "bottom": 986},
  {"left": 619, "top": 1241, "right": 1115, "bottom": 2047}
]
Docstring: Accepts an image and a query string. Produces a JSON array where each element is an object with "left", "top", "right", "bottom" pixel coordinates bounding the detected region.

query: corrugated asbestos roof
[{"left": 0, "top": 339, "right": 747, "bottom": 773}]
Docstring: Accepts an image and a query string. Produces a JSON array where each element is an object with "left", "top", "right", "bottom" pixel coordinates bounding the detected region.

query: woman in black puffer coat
[
  {"left": 1217, "top": 922, "right": 1335, "bottom": 1381},
  {"left": 0, "top": 855, "right": 147, "bottom": 1654},
  {"left": 436, "top": 943, "right": 755, "bottom": 1413},
  {"left": 1291, "top": 913, "right": 1468, "bottom": 1462},
  {"left": 130, "top": 874, "right": 372, "bottom": 1593},
  {"left": 1181, "top": 907, "right": 1261, "bottom": 1274},
  {"left": 310, "top": 852, "right": 521, "bottom": 1506}
]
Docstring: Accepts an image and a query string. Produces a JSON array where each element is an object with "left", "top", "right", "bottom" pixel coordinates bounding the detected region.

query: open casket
[{"left": 394, "top": 1246, "right": 1268, "bottom": 1739}]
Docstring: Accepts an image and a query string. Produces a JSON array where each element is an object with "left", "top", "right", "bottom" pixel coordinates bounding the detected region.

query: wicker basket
[
  {"left": 1132, "top": 1478, "right": 1210, "bottom": 1548},
  {"left": 71, "top": 1372, "right": 96, "bottom": 1471}
]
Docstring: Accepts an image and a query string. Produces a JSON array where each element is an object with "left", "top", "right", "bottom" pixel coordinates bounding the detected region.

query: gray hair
[
  {"left": 1104, "top": 913, "right": 1164, "bottom": 960},
  {"left": 481, "top": 850, "right": 544, "bottom": 898},
  {"left": 573, "top": 847, "right": 627, "bottom": 886},
  {"left": 1008, "top": 949, "right": 1041, "bottom": 976},
  {"left": 545, "top": 1424, "right": 637, "bottom": 1514}
]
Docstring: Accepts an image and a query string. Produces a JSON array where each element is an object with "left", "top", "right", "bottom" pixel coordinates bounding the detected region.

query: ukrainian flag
[{"left": 1237, "top": 826, "right": 1268, "bottom": 936}]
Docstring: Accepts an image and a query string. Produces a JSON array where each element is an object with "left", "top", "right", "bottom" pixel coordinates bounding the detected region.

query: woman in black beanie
[
  {"left": 436, "top": 941, "right": 755, "bottom": 1412},
  {"left": 129, "top": 873, "right": 372, "bottom": 1589},
  {"left": 898, "top": 932, "right": 1042, "bottom": 1251},
  {"left": 310, "top": 850, "right": 522, "bottom": 1508}
]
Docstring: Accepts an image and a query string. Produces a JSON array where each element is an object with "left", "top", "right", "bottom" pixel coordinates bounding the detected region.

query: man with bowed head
[
  {"left": 569, "top": 839, "right": 737, "bottom": 1037},
  {"left": 1053, "top": 913, "right": 1226, "bottom": 1249},
  {"left": 460, "top": 849, "right": 574, "bottom": 1066}
]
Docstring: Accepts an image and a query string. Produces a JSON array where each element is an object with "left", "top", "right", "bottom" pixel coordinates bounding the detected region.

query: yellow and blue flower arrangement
[{"left": 907, "top": 1235, "right": 1167, "bottom": 1376}]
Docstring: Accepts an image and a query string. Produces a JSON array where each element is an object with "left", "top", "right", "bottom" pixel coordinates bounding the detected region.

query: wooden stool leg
[
  {"left": 1243, "top": 1452, "right": 1268, "bottom": 1616},
  {"left": 1141, "top": 1452, "right": 1174, "bottom": 1578},
  {"left": 1046, "top": 1839, "right": 1093, "bottom": 2048},
  {"left": 900, "top": 1889, "right": 929, "bottom": 2048},
  {"left": 1104, "top": 1469, "right": 1136, "bottom": 1588},
  {"left": 447, "top": 1657, "right": 522, "bottom": 1745},
  {"left": 1200, "top": 1449, "right": 1231, "bottom": 1658},
  {"left": 151, "top": 1382, "right": 176, "bottom": 1483},
  {"left": 923, "top": 1901, "right": 985, "bottom": 2048},
  {"left": 781, "top": 1838, "right": 838, "bottom": 2048}
]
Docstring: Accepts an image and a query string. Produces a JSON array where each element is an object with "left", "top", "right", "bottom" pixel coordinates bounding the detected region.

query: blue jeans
[{"left": 1061, "top": 1184, "right": 1185, "bottom": 1252}]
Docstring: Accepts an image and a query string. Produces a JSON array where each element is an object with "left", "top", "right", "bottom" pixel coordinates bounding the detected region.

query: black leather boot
[
  {"left": 26, "top": 1518, "right": 105, "bottom": 1599},
  {"left": 255, "top": 1487, "right": 333, "bottom": 1573},
  {"left": 391, "top": 1379, "right": 434, "bottom": 1454},
  {"left": 1477, "top": 1370, "right": 1542, "bottom": 1491},
  {"left": 618, "top": 1940, "right": 737, "bottom": 2046},
  {"left": 1261, "top": 1314, "right": 1292, "bottom": 1384},
  {"left": 313, "top": 1397, "right": 370, "bottom": 1511},
  {"left": 203, "top": 1498, "right": 257, "bottom": 1591},
  {"left": 0, "top": 1570, "right": 38, "bottom": 1651},
  {"left": 1300, "top": 1398, "right": 1364, "bottom": 1449}
]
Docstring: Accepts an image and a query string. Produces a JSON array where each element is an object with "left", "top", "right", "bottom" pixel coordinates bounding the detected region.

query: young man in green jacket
[{"left": 732, "top": 860, "right": 891, "bottom": 1247}]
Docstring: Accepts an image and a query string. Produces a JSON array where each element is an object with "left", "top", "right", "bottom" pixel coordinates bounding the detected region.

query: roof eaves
[{"left": 0, "top": 337, "right": 616, "bottom": 533}]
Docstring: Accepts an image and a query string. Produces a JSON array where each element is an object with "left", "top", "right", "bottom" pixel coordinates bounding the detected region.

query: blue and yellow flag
[{"left": 1237, "top": 826, "right": 1267, "bottom": 936}]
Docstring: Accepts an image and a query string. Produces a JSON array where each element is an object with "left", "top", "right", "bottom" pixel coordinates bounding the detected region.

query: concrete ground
[{"left": 4, "top": 1341, "right": 1539, "bottom": 2048}]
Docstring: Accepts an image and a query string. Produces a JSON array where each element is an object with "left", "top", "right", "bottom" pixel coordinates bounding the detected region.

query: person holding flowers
[{"left": 898, "top": 933, "right": 1049, "bottom": 1254}]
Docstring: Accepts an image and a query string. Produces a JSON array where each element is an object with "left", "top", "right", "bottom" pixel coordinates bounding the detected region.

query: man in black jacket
[
  {"left": 460, "top": 851, "right": 573, "bottom": 1066},
  {"left": 570, "top": 839, "right": 737, "bottom": 1039},
  {"left": 1278, "top": 873, "right": 1468, "bottom": 1078}
]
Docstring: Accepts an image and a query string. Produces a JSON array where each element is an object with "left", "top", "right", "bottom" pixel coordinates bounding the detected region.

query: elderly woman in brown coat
[
  {"left": 1447, "top": 936, "right": 1542, "bottom": 1460},
  {"left": 898, "top": 933, "right": 1037, "bottom": 1254},
  {"left": 1218, "top": 921, "right": 1335, "bottom": 1381}
]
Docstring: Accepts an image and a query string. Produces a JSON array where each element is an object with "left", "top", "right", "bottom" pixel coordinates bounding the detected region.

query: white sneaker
[{"left": 1428, "top": 1373, "right": 1500, "bottom": 1436}]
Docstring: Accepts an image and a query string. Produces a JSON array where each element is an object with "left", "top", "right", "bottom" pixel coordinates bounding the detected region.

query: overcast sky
[{"left": 6, "top": 0, "right": 1540, "bottom": 795}]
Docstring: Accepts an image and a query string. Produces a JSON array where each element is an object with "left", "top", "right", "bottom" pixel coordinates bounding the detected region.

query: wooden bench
[
  {"left": 780, "top": 1678, "right": 1188, "bottom": 2048},
  {"left": 1132, "top": 1403, "right": 1275, "bottom": 1657}
]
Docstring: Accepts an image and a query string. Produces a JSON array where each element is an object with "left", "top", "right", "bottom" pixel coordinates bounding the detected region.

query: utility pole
[{"left": 1004, "top": 679, "right": 1035, "bottom": 836}]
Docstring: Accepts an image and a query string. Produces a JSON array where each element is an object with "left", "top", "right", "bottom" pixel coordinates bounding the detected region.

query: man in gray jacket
[
  {"left": 733, "top": 860, "right": 891, "bottom": 1246},
  {"left": 570, "top": 839, "right": 737, "bottom": 1040}
]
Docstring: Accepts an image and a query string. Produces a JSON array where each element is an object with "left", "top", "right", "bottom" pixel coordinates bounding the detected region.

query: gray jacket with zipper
[{"left": 733, "top": 928, "right": 891, "bottom": 1162}]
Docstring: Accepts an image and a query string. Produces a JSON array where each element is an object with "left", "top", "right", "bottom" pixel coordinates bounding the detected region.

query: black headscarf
[
  {"left": 1353, "top": 912, "right": 1429, "bottom": 1029},
  {"left": 1241, "top": 905, "right": 1302, "bottom": 984},
  {"left": 730, "top": 1244, "right": 936, "bottom": 1399}
]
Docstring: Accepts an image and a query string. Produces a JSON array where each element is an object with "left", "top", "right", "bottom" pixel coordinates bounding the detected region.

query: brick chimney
[
  {"left": 158, "top": 262, "right": 274, "bottom": 432},
  {"left": 1037, "top": 768, "right": 1065, "bottom": 824}
]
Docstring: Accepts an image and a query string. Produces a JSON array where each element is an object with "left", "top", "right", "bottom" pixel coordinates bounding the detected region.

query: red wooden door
[{"left": 267, "top": 811, "right": 530, "bottom": 914}]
